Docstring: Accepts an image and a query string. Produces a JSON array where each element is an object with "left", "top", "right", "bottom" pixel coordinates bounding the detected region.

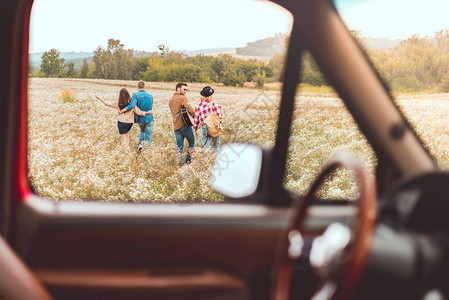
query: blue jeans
[
  {"left": 174, "top": 126, "right": 195, "bottom": 165},
  {"left": 201, "top": 126, "right": 221, "bottom": 152},
  {"left": 138, "top": 121, "right": 154, "bottom": 146}
]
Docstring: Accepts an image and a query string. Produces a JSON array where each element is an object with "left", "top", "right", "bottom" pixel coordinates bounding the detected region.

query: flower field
[{"left": 28, "top": 78, "right": 449, "bottom": 202}]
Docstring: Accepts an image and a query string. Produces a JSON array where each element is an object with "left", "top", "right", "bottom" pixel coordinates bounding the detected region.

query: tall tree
[
  {"left": 93, "top": 39, "right": 134, "bottom": 79},
  {"left": 80, "top": 59, "right": 89, "bottom": 78},
  {"left": 93, "top": 46, "right": 108, "bottom": 78},
  {"left": 109, "top": 40, "right": 134, "bottom": 80},
  {"left": 435, "top": 29, "right": 449, "bottom": 52},
  {"left": 64, "top": 62, "right": 77, "bottom": 78},
  {"left": 40, "top": 48, "right": 65, "bottom": 78},
  {"left": 157, "top": 44, "right": 169, "bottom": 58}
]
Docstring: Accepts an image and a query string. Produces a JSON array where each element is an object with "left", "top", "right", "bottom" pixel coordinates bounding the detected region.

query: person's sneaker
[{"left": 137, "top": 144, "right": 143, "bottom": 153}]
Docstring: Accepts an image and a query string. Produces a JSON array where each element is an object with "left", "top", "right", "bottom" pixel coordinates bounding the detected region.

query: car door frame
[{"left": 0, "top": 0, "right": 436, "bottom": 298}]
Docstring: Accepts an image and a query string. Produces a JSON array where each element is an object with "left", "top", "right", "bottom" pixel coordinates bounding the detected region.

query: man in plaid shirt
[{"left": 194, "top": 86, "right": 222, "bottom": 151}]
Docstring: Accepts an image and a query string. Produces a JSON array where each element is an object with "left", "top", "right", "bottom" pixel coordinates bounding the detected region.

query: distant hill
[
  {"left": 234, "top": 33, "right": 402, "bottom": 58},
  {"left": 177, "top": 48, "right": 236, "bottom": 56},
  {"left": 362, "top": 37, "right": 401, "bottom": 50},
  {"left": 29, "top": 52, "right": 94, "bottom": 68},
  {"left": 236, "top": 33, "right": 287, "bottom": 58}
]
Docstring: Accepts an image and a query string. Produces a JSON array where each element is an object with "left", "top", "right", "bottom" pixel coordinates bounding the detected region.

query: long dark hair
[{"left": 118, "top": 88, "right": 131, "bottom": 110}]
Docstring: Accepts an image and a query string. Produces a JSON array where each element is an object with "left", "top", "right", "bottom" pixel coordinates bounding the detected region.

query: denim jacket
[{"left": 126, "top": 90, "right": 154, "bottom": 123}]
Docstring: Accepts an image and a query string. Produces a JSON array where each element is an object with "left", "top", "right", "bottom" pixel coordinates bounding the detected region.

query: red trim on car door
[{"left": 17, "top": 0, "right": 33, "bottom": 201}]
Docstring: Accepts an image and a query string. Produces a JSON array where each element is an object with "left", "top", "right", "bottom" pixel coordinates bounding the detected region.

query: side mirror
[{"left": 211, "top": 143, "right": 263, "bottom": 198}]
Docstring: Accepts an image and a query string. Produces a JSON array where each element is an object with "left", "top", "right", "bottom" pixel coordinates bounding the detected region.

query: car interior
[{"left": 1, "top": 0, "right": 448, "bottom": 299}]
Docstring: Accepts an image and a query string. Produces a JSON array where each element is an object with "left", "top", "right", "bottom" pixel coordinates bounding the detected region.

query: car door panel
[{"left": 11, "top": 197, "right": 355, "bottom": 298}]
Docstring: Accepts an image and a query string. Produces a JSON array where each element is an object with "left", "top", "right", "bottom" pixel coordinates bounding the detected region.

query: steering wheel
[
  {"left": 0, "top": 235, "right": 52, "bottom": 300},
  {"left": 271, "top": 152, "right": 377, "bottom": 300}
]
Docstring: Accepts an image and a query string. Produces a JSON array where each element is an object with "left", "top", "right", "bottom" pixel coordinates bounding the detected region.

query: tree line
[
  {"left": 33, "top": 39, "right": 274, "bottom": 88},
  {"left": 32, "top": 31, "right": 449, "bottom": 92},
  {"left": 368, "top": 30, "right": 449, "bottom": 92}
]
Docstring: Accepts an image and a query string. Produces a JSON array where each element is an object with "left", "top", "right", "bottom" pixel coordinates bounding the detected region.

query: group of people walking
[{"left": 95, "top": 81, "right": 222, "bottom": 166}]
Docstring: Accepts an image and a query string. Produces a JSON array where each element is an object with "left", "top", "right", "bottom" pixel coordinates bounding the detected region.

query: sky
[
  {"left": 29, "top": 0, "right": 449, "bottom": 53},
  {"left": 336, "top": 0, "right": 449, "bottom": 40},
  {"left": 29, "top": 0, "right": 293, "bottom": 53}
]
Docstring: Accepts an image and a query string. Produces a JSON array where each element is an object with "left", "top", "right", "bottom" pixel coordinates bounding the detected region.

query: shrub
[
  {"left": 391, "top": 76, "right": 420, "bottom": 92},
  {"left": 31, "top": 69, "right": 46, "bottom": 78},
  {"left": 199, "top": 72, "right": 212, "bottom": 84},
  {"left": 237, "top": 71, "right": 246, "bottom": 87},
  {"left": 302, "top": 69, "right": 327, "bottom": 86},
  {"left": 222, "top": 68, "right": 239, "bottom": 86},
  {"left": 59, "top": 89, "right": 76, "bottom": 103},
  {"left": 253, "top": 70, "right": 266, "bottom": 89},
  {"left": 438, "top": 75, "right": 449, "bottom": 92}
]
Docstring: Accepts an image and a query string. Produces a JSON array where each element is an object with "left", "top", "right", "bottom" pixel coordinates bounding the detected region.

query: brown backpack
[{"left": 204, "top": 102, "right": 223, "bottom": 138}]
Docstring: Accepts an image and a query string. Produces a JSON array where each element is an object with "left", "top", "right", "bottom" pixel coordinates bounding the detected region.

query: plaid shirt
[{"left": 194, "top": 100, "right": 222, "bottom": 131}]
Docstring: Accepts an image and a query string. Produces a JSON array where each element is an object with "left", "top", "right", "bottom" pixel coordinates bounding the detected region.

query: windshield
[
  {"left": 283, "top": 0, "right": 449, "bottom": 199},
  {"left": 28, "top": 0, "right": 449, "bottom": 203},
  {"left": 27, "top": 0, "right": 293, "bottom": 203}
]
